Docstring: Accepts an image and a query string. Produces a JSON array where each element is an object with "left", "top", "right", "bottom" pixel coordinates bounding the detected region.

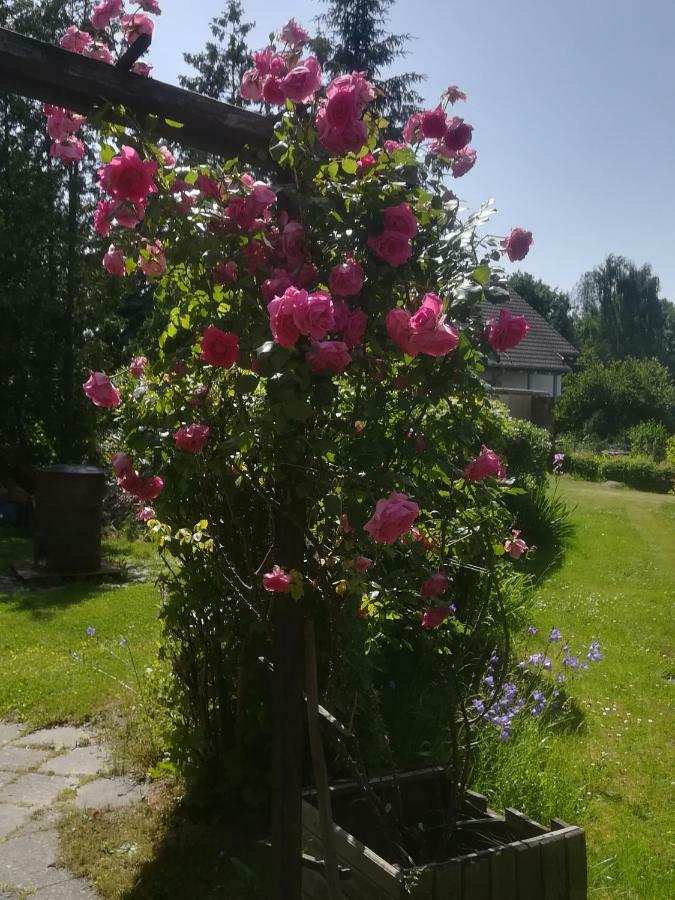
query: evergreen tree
[
  {"left": 317, "top": 0, "right": 425, "bottom": 129},
  {"left": 180, "top": 1, "right": 255, "bottom": 105},
  {"left": 509, "top": 271, "right": 576, "bottom": 344}
]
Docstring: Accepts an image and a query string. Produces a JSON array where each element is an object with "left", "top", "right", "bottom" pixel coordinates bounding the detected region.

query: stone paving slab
[
  {"left": 0, "top": 745, "right": 51, "bottom": 772},
  {"left": 15, "top": 727, "right": 93, "bottom": 751},
  {"left": 0, "top": 771, "right": 15, "bottom": 791},
  {"left": 0, "top": 802, "right": 33, "bottom": 840},
  {"left": 74, "top": 776, "right": 146, "bottom": 810},
  {"left": 38, "top": 746, "right": 108, "bottom": 778},
  {"left": 0, "top": 724, "right": 22, "bottom": 746},
  {"left": 0, "top": 828, "right": 65, "bottom": 889},
  {"left": 0, "top": 773, "right": 74, "bottom": 809},
  {"left": 33, "top": 876, "right": 99, "bottom": 899}
]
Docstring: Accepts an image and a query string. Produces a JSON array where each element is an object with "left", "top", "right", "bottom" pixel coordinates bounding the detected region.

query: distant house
[{"left": 479, "top": 290, "right": 579, "bottom": 426}]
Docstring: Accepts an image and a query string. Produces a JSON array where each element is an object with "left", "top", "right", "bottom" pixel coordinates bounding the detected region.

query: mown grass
[
  {"left": 473, "top": 478, "right": 674, "bottom": 899},
  {"left": 0, "top": 526, "right": 161, "bottom": 727}
]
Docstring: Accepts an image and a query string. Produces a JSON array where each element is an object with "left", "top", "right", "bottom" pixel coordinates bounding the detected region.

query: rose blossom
[
  {"left": 137, "top": 239, "right": 166, "bottom": 277},
  {"left": 326, "top": 72, "right": 375, "bottom": 112},
  {"left": 356, "top": 153, "right": 376, "bottom": 174},
  {"left": 386, "top": 298, "right": 460, "bottom": 358},
  {"left": 332, "top": 300, "right": 350, "bottom": 332},
  {"left": 484, "top": 308, "right": 530, "bottom": 351},
  {"left": 329, "top": 257, "right": 364, "bottom": 297},
  {"left": 111, "top": 452, "right": 133, "bottom": 478},
  {"left": 132, "top": 62, "right": 153, "bottom": 77},
  {"left": 158, "top": 146, "right": 176, "bottom": 167},
  {"left": 263, "top": 76, "right": 286, "bottom": 106},
  {"left": 49, "top": 138, "right": 85, "bottom": 163},
  {"left": 83, "top": 41, "right": 114, "bottom": 63},
  {"left": 444, "top": 117, "right": 473, "bottom": 153},
  {"left": 281, "top": 220, "right": 305, "bottom": 268},
  {"left": 263, "top": 565, "right": 291, "bottom": 593},
  {"left": 138, "top": 0, "right": 162, "bottom": 13},
  {"left": 421, "top": 605, "right": 453, "bottom": 629},
  {"left": 421, "top": 106, "right": 447, "bottom": 140},
  {"left": 292, "top": 290, "right": 335, "bottom": 340},
  {"left": 402, "top": 112, "right": 423, "bottom": 143},
  {"left": 120, "top": 13, "right": 154, "bottom": 44},
  {"left": 464, "top": 446, "right": 506, "bottom": 482},
  {"left": 316, "top": 108, "right": 367, "bottom": 156},
  {"left": 353, "top": 556, "right": 372, "bottom": 573},
  {"left": 341, "top": 513, "right": 353, "bottom": 534},
  {"left": 137, "top": 506, "right": 156, "bottom": 522},
  {"left": 367, "top": 231, "right": 412, "bottom": 267},
  {"left": 504, "top": 529, "right": 528, "bottom": 559},
  {"left": 131, "top": 475, "right": 164, "bottom": 502},
  {"left": 103, "top": 245, "right": 125, "bottom": 276},
  {"left": 279, "top": 18, "right": 310, "bottom": 47},
  {"left": 174, "top": 424, "right": 210, "bottom": 453},
  {"left": 44, "top": 107, "right": 87, "bottom": 141},
  {"left": 91, "top": 0, "right": 123, "bottom": 29},
  {"left": 94, "top": 201, "right": 114, "bottom": 236},
  {"left": 364, "top": 491, "right": 419, "bottom": 544},
  {"left": 342, "top": 309, "right": 368, "bottom": 348},
  {"left": 112, "top": 200, "right": 146, "bottom": 229},
  {"left": 129, "top": 356, "right": 148, "bottom": 377},
  {"left": 200, "top": 326, "right": 240, "bottom": 368},
  {"left": 240, "top": 68, "right": 263, "bottom": 102},
  {"left": 213, "top": 260, "right": 239, "bottom": 285},
  {"left": 83, "top": 371, "right": 120, "bottom": 408},
  {"left": 451, "top": 147, "right": 477, "bottom": 178},
  {"left": 420, "top": 571, "right": 448, "bottom": 598},
  {"left": 261, "top": 269, "right": 294, "bottom": 304},
  {"left": 444, "top": 85, "right": 467, "bottom": 104},
  {"left": 501, "top": 228, "right": 533, "bottom": 262},
  {"left": 281, "top": 57, "right": 322, "bottom": 103},
  {"left": 307, "top": 340, "right": 352, "bottom": 374},
  {"left": 268, "top": 287, "right": 302, "bottom": 348},
  {"left": 98, "top": 145, "right": 158, "bottom": 203},
  {"left": 60, "top": 26, "right": 92, "bottom": 54},
  {"left": 383, "top": 203, "right": 418, "bottom": 238}
]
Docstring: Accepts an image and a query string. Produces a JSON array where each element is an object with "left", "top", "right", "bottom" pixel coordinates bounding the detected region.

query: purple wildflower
[
  {"left": 527, "top": 625, "right": 537, "bottom": 635},
  {"left": 549, "top": 627, "right": 563, "bottom": 643},
  {"left": 588, "top": 641, "right": 602, "bottom": 662},
  {"left": 86, "top": 626, "right": 95, "bottom": 637},
  {"left": 563, "top": 655, "right": 579, "bottom": 670}
]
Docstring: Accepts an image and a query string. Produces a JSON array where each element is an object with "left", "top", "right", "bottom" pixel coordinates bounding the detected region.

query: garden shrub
[
  {"left": 627, "top": 420, "right": 670, "bottom": 461},
  {"left": 485, "top": 401, "right": 552, "bottom": 483},
  {"left": 502, "top": 476, "right": 573, "bottom": 569},
  {"left": 566, "top": 451, "right": 674, "bottom": 493}
]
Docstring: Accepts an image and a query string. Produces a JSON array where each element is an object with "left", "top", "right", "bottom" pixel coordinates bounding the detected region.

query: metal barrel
[{"left": 33, "top": 465, "right": 105, "bottom": 573}]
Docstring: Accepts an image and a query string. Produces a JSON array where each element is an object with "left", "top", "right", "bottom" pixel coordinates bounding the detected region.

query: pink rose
[
  {"left": 342, "top": 309, "right": 368, "bottom": 348},
  {"left": 484, "top": 308, "right": 530, "bottom": 351},
  {"left": 341, "top": 514, "right": 353, "bottom": 534},
  {"left": 329, "top": 257, "right": 364, "bottom": 297},
  {"left": 263, "top": 565, "right": 291, "bottom": 593},
  {"left": 324, "top": 88, "right": 359, "bottom": 130},
  {"left": 421, "top": 605, "right": 453, "bottom": 629},
  {"left": 504, "top": 529, "right": 528, "bottom": 560},
  {"left": 451, "top": 147, "right": 477, "bottom": 178},
  {"left": 293, "top": 290, "right": 335, "bottom": 340},
  {"left": 94, "top": 200, "right": 114, "bottom": 236},
  {"left": 421, "top": 106, "right": 447, "bottom": 140},
  {"left": 410, "top": 322, "right": 459, "bottom": 357},
  {"left": 158, "top": 146, "right": 176, "bottom": 167},
  {"left": 269, "top": 55, "right": 288, "bottom": 78},
  {"left": 356, "top": 153, "right": 376, "bottom": 174},
  {"left": 307, "top": 340, "right": 352, "bottom": 374},
  {"left": 353, "top": 556, "right": 372, "bottom": 573},
  {"left": 261, "top": 269, "right": 294, "bottom": 304},
  {"left": 420, "top": 571, "right": 448, "bottom": 598},
  {"left": 385, "top": 308, "right": 415, "bottom": 356},
  {"left": 444, "top": 85, "right": 467, "bottom": 104},
  {"left": 316, "top": 108, "right": 368, "bottom": 156},
  {"left": 409, "top": 293, "right": 442, "bottom": 333},
  {"left": 174, "top": 423, "right": 210, "bottom": 453},
  {"left": 444, "top": 117, "right": 473, "bottom": 153},
  {"left": 197, "top": 174, "right": 223, "bottom": 199},
  {"left": 49, "top": 138, "right": 85, "bottom": 163},
  {"left": 281, "top": 220, "right": 305, "bottom": 268},
  {"left": 98, "top": 145, "right": 158, "bottom": 204},
  {"left": 132, "top": 62, "right": 153, "bottom": 77},
  {"left": 402, "top": 112, "right": 423, "bottom": 143},
  {"left": 326, "top": 72, "right": 375, "bottom": 113},
  {"left": 132, "top": 475, "right": 164, "bottom": 502},
  {"left": 501, "top": 228, "right": 533, "bottom": 262},
  {"left": 129, "top": 356, "right": 148, "bottom": 377},
  {"left": 240, "top": 68, "right": 263, "bottom": 101},
  {"left": 44, "top": 107, "right": 87, "bottom": 141},
  {"left": 138, "top": 0, "right": 161, "bottom": 12},
  {"left": 268, "top": 288, "right": 302, "bottom": 348},
  {"left": 263, "top": 75, "right": 286, "bottom": 106},
  {"left": 121, "top": 13, "right": 154, "bottom": 44},
  {"left": 281, "top": 57, "right": 322, "bottom": 103},
  {"left": 82, "top": 41, "right": 113, "bottom": 63},
  {"left": 464, "top": 446, "right": 506, "bottom": 482},
  {"left": 279, "top": 18, "right": 310, "bottom": 48},
  {"left": 253, "top": 48, "right": 273, "bottom": 76},
  {"left": 384, "top": 139, "right": 406, "bottom": 153},
  {"left": 112, "top": 200, "right": 145, "bottom": 229},
  {"left": 384, "top": 203, "right": 418, "bottom": 238},
  {"left": 213, "top": 260, "right": 239, "bottom": 285},
  {"left": 200, "top": 326, "right": 239, "bottom": 368},
  {"left": 103, "top": 245, "right": 125, "bottom": 276},
  {"left": 111, "top": 452, "right": 133, "bottom": 478},
  {"left": 364, "top": 491, "right": 419, "bottom": 544},
  {"left": 60, "top": 26, "right": 92, "bottom": 54},
  {"left": 91, "top": 0, "right": 123, "bottom": 31},
  {"left": 137, "top": 506, "right": 156, "bottom": 522},
  {"left": 137, "top": 239, "right": 166, "bottom": 278},
  {"left": 367, "top": 231, "right": 412, "bottom": 267},
  {"left": 83, "top": 371, "right": 120, "bottom": 408},
  {"left": 332, "top": 300, "right": 350, "bottom": 332}
]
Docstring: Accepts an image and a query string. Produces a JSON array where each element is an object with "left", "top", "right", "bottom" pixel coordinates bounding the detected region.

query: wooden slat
[
  {"left": 461, "top": 852, "right": 490, "bottom": 898},
  {"left": 0, "top": 27, "right": 274, "bottom": 157},
  {"left": 514, "top": 839, "right": 542, "bottom": 900},
  {"left": 432, "top": 858, "right": 462, "bottom": 898},
  {"left": 564, "top": 830, "right": 587, "bottom": 900},
  {"left": 489, "top": 845, "right": 517, "bottom": 900},
  {"left": 539, "top": 833, "right": 568, "bottom": 900},
  {"left": 505, "top": 807, "right": 549, "bottom": 839}
]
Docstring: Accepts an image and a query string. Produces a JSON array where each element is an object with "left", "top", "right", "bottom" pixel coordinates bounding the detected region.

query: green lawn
[
  {"left": 475, "top": 479, "right": 674, "bottom": 899},
  {"left": 0, "top": 528, "right": 161, "bottom": 727}
]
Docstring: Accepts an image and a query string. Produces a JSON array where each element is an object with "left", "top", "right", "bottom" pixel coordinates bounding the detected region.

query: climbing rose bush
[{"left": 80, "top": 18, "right": 540, "bottom": 803}]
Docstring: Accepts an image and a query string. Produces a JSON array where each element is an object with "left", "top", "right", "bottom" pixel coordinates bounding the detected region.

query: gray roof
[{"left": 479, "top": 290, "right": 579, "bottom": 373}]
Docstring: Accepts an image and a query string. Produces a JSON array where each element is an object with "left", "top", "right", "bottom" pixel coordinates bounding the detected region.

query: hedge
[{"left": 565, "top": 451, "right": 675, "bottom": 494}]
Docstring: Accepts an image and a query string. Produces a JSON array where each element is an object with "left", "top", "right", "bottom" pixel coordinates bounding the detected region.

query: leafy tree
[
  {"left": 509, "top": 271, "right": 576, "bottom": 344},
  {"left": 317, "top": 0, "right": 425, "bottom": 129},
  {"left": 660, "top": 298, "right": 675, "bottom": 375},
  {"left": 554, "top": 354, "right": 675, "bottom": 440},
  {"left": 180, "top": 1, "right": 255, "bottom": 105},
  {"left": 574, "top": 255, "right": 666, "bottom": 363}
]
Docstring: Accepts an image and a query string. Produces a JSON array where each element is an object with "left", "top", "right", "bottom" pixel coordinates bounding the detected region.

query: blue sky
[{"left": 148, "top": 0, "right": 674, "bottom": 300}]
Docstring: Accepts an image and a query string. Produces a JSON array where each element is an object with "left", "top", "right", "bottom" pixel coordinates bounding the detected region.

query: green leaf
[
  {"left": 327, "top": 161, "right": 339, "bottom": 178},
  {"left": 166, "top": 322, "right": 178, "bottom": 338},
  {"left": 473, "top": 265, "right": 491, "bottom": 285},
  {"left": 341, "top": 158, "right": 357, "bottom": 175},
  {"left": 100, "top": 144, "right": 116, "bottom": 163},
  {"left": 165, "top": 118, "right": 185, "bottom": 129}
]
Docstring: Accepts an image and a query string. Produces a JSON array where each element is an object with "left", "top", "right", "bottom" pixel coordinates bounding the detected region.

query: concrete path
[{"left": 0, "top": 722, "right": 146, "bottom": 899}]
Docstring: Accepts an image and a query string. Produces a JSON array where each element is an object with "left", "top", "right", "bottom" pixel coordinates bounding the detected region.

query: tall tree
[
  {"left": 509, "top": 271, "right": 576, "bottom": 344},
  {"left": 317, "top": 0, "right": 425, "bottom": 129},
  {"left": 180, "top": 1, "right": 255, "bottom": 105},
  {"left": 574, "top": 255, "right": 665, "bottom": 363}
]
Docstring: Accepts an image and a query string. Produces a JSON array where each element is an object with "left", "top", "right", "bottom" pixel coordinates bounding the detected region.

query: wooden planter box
[{"left": 302, "top": 768, "right": 586, "bottom": 899}]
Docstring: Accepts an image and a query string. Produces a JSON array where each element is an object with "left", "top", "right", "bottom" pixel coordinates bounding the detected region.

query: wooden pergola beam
[{"left": 0, "top": 27, "right": 275, "bottom": 157}]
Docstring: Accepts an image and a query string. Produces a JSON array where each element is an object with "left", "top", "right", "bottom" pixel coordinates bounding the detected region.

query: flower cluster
[{"left": 402, "top": 91, "right": 477, "bottom": 179}]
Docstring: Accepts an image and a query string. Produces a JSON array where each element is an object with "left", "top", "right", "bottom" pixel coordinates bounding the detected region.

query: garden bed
[{"left": 302, "top": 767, "right": 586, "bottom": 899}]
